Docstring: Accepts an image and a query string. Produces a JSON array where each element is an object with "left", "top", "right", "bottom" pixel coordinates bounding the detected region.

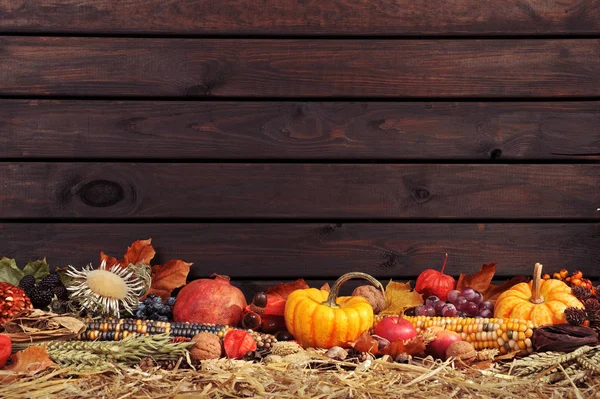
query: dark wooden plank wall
[{"left": 0, "top": 1, "right": 598, "bottom": 289}]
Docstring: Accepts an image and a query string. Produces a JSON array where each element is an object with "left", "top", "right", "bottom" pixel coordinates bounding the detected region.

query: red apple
[
  {"left": 373, "top": 316, "right": 417, "bottom": 342},
  {"left": 427, "top": 330, "right": 462, "bottom": 359}
]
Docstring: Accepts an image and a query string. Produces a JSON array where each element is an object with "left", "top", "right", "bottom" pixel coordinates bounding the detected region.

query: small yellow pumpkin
[
  {"left": 494, "top": 263, "right": 584, "bottom": 326},
  {"left": 284, "top": 272, "right": 384, "bottom": 349}
]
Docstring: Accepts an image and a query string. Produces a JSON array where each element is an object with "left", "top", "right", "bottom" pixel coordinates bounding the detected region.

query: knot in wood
[
  {"left": 78, "top": 180, "right": 125, "bottom": 208},
  {"left": 411, "top": 187, "right": 432, "bottom": 203}
]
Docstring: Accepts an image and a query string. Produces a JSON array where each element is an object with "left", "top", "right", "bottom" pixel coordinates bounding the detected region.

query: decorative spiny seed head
[
  {"left": 565, "top": 307, "right": 587, "bottom": 326},
  {"left": 571, "top": 286, "right": 592, "bottom": 302},
  {"left": 66, "top": 260, "right": 149, "bottom": 318}
]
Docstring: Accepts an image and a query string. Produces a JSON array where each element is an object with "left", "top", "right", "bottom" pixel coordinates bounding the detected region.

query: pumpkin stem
[
  {"left": 440, "top": 253, "right": 449, "bottom": 274},
  {"left": 324, "top": 272, "right": 384, "bottom": 308},
  {"left": 530, "top": 263, "right": 544, "bottom": 304}
]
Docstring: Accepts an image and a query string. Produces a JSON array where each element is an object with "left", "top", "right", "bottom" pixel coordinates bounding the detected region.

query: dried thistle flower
[{"left": 66, "top": 260, "right": 150, "bottom": 318}]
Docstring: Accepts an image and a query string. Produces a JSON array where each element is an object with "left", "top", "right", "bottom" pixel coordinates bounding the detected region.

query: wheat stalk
[{"left": 45, "top": 334, "right": 195, "bottom": 365}]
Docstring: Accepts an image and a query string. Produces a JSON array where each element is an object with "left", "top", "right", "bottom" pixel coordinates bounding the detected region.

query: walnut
[
  {"left": 190, "top": 332, "right": 223, "bottom": 361},
  {"left": 352, "top": 285, "right": 386, "bottom": 314},
  {"left": 445, "top": 341, "right": 476, "bottom": 362}
]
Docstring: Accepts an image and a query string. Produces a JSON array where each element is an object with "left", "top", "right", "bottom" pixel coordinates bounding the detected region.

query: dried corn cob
[
  {"left": 376, "top": 315, "right": 536, "bottom": 355},
  {"left": 78, "top": 318, "right": 277, "bottom": 350}
]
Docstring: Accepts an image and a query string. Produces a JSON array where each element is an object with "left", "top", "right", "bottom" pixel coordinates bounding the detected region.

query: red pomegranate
[{"left": 173, "top": 274, "right": 247, "bottom": 326}]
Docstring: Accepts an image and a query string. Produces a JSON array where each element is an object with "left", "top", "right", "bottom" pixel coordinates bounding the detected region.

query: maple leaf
[
  {"left": 319, "top": 282, "right": 331, "bottom": 292},
  {"left": 5, "top": 346, "right": 55, "bottom": 373},
  {"left": 380, "top": 335, "right": 426, "bottom": 358},
  {"left": 145, "top": 260, "right": 192, "bottom": 301},
  {"left": 100, "top": 238, "right": 156, "bottom": 267},
  {"left": 265, "top": 279, "right": 309, "bottom": 299},
  {"left": 349, "top": 330, "right": 380, "bottom": 355},
  {"left": 379, "top": 280, "right": 423, "bottom": 316},
  {"left": 456, "top": 263, "right": 526, "bottom": 303}
]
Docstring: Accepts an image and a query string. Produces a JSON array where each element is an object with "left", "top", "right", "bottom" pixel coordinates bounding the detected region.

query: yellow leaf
[{"left": 379, "top": 280, "right": 423, "bottom": 316}]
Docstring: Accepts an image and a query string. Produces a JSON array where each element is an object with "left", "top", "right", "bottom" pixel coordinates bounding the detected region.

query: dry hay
[{"left": 1, "top": 355, "right": 599, "bottom": 399}]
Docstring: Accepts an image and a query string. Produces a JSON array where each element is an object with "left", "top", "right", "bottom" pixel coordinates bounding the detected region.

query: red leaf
[
  {"left": 99, "top": 252, "right": 119, "bottom": 268},
  {"left": 380, "top": 335, "right": 426, "bottom": 358},
  {"left": 456, "top": 263, "right": 497, "bottom": 294},
  {"left": 146, "top": 260, "right": 192, "bottom": 301},
  {"left": 265, "top": 279, "right": 309, "bottom": 299},
  {"left": 100, "top": 238, "right": 156, "bottom": 267},
  {"left": 349, "top": 330, "right": 380, "bottom": 355},
  {"left": 320, "top": 283, "right": 331, "bottom": 292},
  {"left": 223, "top": 330, "right": 256, "bottom": 359},
  {"left": 262, "top": 295, "right": 286, "bottom": 316},
  {"left": 457, "top": 263, "right": 526, "bottom": 303},
  {"left": 123, "top": 239, "right": 156, "bottom": 266},
  {"left": 5, "top": 346, "right": 54, "bottom": 373}
]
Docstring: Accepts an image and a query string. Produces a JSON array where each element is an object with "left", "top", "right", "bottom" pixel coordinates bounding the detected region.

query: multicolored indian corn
[{"left": 376, "top": 315, "right": 536, "bottom": 355}]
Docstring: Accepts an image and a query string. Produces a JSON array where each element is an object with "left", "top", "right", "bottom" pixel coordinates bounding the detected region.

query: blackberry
[
  {"left": 39, "top": 273, "right": 61, "bottom": 290},
  {"left": 18, "top": 275, "right": 36, "bottom": 294},
  {"left": 52, "top": 284, "right": 69, "bottom": 300},
  {"left": 30, "top": 289, "right": 53, "bottom": 309}
]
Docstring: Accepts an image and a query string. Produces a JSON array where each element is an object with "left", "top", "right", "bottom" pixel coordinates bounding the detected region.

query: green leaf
[
  {"left": 22, "top": 258, "right": 50, "bottom": 283},
  {"left": 56, "top": 267, "right": 75, "bottom": 287},
  {"left": 0, "top": 257, "right": 24, "bottom": 285}
]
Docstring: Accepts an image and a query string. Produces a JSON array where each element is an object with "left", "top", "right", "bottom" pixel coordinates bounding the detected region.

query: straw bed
[{"left": 1, "top": 354, "right": 598, "bottom": 399}]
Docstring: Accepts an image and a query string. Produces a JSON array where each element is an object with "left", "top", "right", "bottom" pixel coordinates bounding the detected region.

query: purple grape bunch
[{"left": 414, "top": 287, "right": 494, "bottom": 318}]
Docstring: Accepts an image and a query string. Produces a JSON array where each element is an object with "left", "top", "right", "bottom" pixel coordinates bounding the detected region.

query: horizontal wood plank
[
  {"left": 1, "top": 163, "right": 598, "bottom": 219},
  {"left": 2, "top": 100, "right": 599, "bottom": 160},
  {"left": 2, "top": 38, "right": 599, "bottom": 97},
  {"left": 1, "top": 1, "right": 599, "bottom": 35},
  {"left": 0, "top": 223, "right": 597, "bottom": 278}
]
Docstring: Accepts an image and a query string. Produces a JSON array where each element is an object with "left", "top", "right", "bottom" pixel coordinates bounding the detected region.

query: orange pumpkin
[
  {"left": 284, "top": 272, "right": 384, "bottom": 349},
  {"left": 494, "top": 263, "right": 584, "bottom": 326}
]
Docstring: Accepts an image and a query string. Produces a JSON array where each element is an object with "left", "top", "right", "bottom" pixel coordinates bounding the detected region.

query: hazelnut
[
  {"left": 189, "top": 332, "right": 223, "bottom": 361},
  {"left": 326, "top": 346, "right": 348, "bottom": 361},
  {"left": 445, "top": 341, "right": 476, "bottom": 362},
  {"left": 352, "top": 285, "right": 386, "bottom": 314}
]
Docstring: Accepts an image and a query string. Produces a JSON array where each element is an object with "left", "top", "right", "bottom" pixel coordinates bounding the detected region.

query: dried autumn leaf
[
  {"left": 381, "top": 335, "right": 426, "bottom": 358},
  {"left": 99, "top": 252, "right": 119, "bottom": 268},
  {"left": 100, "top": 238, "right": 156, "bottom": 267},
  {"left": 319, "top": 283, "right": 331, "bottom": 292},
  {"left": 5, "top": 346, "right": 55, "bottom": 373},
  {"left": 457, "top": 263, "right": 526, "bottom": 303},
  {"left": 349, "top": 330, "right": 380, "bottom": 355},
  {"left": 456, "top": 263, "right": 496, "bottom": 294},
  {"left": 265, "top": 279, "right": 309, "bottom": 299},
  {"left": 379, "top": 280, "right": 423, "bottom": 316},
  {"left": 145, "top": 260, "right": 192, "bottom": 301},
  {"left": 403, "top": 335, "right": 427, "bottom": 355}
]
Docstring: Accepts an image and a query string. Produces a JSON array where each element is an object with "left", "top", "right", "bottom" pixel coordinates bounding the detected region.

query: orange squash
[
  {"left": 494, "top": 263, "right": 584, "bottom": 326},
  {"left": 284, "top": 272, "right": 384, "bottom": 349}
]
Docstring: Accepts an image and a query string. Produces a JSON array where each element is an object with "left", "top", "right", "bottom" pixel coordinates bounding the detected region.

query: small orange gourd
[
  {"left": 284, "top": 272, "right": 384, "bottom": 349},
  {"left": 494, "top": 263, "right": 584, "bottom": 326}
]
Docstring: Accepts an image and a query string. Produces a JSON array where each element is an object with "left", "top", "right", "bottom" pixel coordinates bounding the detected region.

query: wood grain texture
[
  {"left": 2, "top": 100, "right": 599, "bottom": 160},
  {"left": 1, "top": 163, "right": 598, "bottom": 219},
  {"left": 2, "top": 38, "right": 599, "bottom": 97},
  {"left": 0, "top": 223, "right": 597, "bottom": 278},
  {"left": 0, "top": 0, "right": 598, "bottom": 35}
]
